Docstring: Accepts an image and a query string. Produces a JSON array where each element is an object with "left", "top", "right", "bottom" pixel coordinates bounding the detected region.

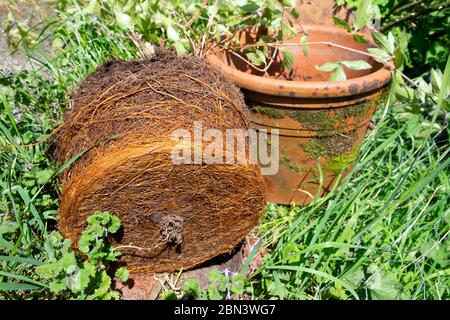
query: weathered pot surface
[{"left": 207, "top": 25, "right": 392, "bottom": 205}]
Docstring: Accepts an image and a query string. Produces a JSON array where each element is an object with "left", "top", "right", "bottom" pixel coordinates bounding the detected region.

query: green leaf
[
  {"left": 315, "top": 61, "right": 340, "bottom": 72},
  {"left": 49, "top": 280, "right": 67, "bottom": 294},
  {"left": 108, "top": 215, "right": 121, "bottom": 233},
  {"left": 247, "top": 49, "right": 266, "bottom": 67},
  {"left": 173, "top": 41, "right": 186, "bottom": 55},
  {"left": 122, "top": 0, "right": 134, "bottom": 12},
  {"left": 183, "top": 278, "right": 201, "bottom": 298},
  {"left": 430, "top": 69, "right": 443, "bottom": 93},
  {"left": 52, "top": 37, "right": 64, "bottom": 50},
  {"left": 240, "top": 4, "right": 259, "bottom": 12},
  {"left": 420, "top": 241, "right": 448, "bottom": 266},
  {"left": 281, "top": 49, "right": 294, "bottom": 71},
  {"left": 353, "top": 34, "right": 368, "bottom": 44},
  {"left": 387, "top": 32, "right": 396, "bottom": 53},
  {"left": 88, "top": 271, "right": 112, "bottom": 299},
  {"left": 114, "top": 9, "right": 132, "bottom": 30},
  {"left": 394, "top": 48, "right": 404, "bottom": 69},
  {"left": 367, "top": 271, "right": 400, "bottom": 300},
  {"left": 344, "top": 267, "right": 365, "bottom": 288},
  {"left": 367, "top": 47, "right": 392, "bottom": 61},
  {"left": 329, "top": 284, "right": 349, "bottom": 299},
  {"left": 162, "top": 291, "right": 178, "bottom": 300},
  {"left": 79, "top": 261, "right": 96, "bottom": 290},
  {"left": 186, "top": 3, "right": 197, "bottom": 14},
  {"left": 209, "top": 268, "right": 228, "bottom": 291},
  {"left": 77, "top": 233, "right": 92, "bottom": 255},
  {"left": 82, "top": 0, "right": 98, "bottom": 15},
  {"left": 59, "top": 252, "right": 77, "bottom": 271},
  {"left": 330, "top": 65, "right": 347, "bottom": 81},
  {"left": 332, "top": 16, "right": 351, "bottom": 32},
  {"left": 281, "top": 241, "right": 301, "bottom": 263},
  {"left": 115, "top": 267, "right": 129, "bottom": 282},
  {"left": 167, "top": 26, "right": 180, "bottom": 42},
  {"left": 371, "top": 31, "right": 394, "bottom": 54},
  {"left": 436, "top": 54, "right": 450, "bottom": 113},
  {"left": 290, "top": 8, "right": 300, "bottom": 19},
  {"left": 207, "top": 284, "right": 222, "bottom": 299},
  {"left": 230, "top": 273, "right": 245, "bottom": 295},
  {"left": 279, "top": 0, "right": 296, "bottom": 8},
  {"left": 35, "top": 263, "right": 59, "bottom": 279},
  {"left": 207, "top": 4, "right": 218, "bottom": 17},
  {"left": 342, "top": 60, "right": 372, "bottom": 70},
  {"left": 300, "top": 34, "right": 309, "bottom": 56},
  {"left": 35, "top": 168, "right": 54, "bottom": 185},
  {"left": 353, "top": 0, "right": 370, "bottom": 30}
]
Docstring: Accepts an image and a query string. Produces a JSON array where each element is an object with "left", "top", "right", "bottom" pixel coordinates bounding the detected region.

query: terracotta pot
[{"left": 207, "top": 25, "right": 391, "bottom": 205}]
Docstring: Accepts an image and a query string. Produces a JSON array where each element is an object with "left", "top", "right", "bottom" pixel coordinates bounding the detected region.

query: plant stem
[
  {"left": 228, "top": 46, "right": 279, "bottom": 73},
  {"left": 230, "top": 41, "right": 394, "bottom": 68},
  {"left": 225, "top": 41, "right": 434, "bottom": 95},
  {"left": 394, "top": 0, "right": 423, "bottom": 14},
  {"left": 380, "top": 0, "right": 450, "bottom": 32}
]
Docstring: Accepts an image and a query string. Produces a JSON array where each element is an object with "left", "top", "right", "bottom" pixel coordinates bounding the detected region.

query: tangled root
[{"left": 52, "top": 51, "right": 266, "bottom": 272}]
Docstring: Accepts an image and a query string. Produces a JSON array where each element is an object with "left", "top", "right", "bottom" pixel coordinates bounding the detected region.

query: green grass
[
  {"left": 0, "top": 20, "right": 138, "bottom": 299},
  {"left": 0, "top": 13, "right": 449, "bottom": 300},
  {"left": 251, "top": 106, "right": 449, "bottom": 299},
  {"left": 248, "top": 61, "right": 450, "bottom": 299}
]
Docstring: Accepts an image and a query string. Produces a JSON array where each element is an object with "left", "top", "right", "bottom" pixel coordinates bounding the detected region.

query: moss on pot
[
  {"left": 340, "top": 100, "right": 374, "bottom": 119},
  {"left": 289, "top": 109, "right": 328, "bottom": 129},
  {"left": 280, "top": 155, "right": 313, "bottom": 174},
  {"left": 303, "top": 130, "right": 358, "bottom": 160},
  {"left": 303, "top": 140, "right": 326, "bottom": 159},
  {"left": 324, "top": 145, "right": 360, "bottom": 173},
  {"left": 252, "top": 104, "right": 284, "bottom": 119}
]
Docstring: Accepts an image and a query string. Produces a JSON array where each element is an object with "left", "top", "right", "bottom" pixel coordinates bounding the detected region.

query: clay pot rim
[{"left": 206, "top": 25, "right": 392, "bottom": 99}]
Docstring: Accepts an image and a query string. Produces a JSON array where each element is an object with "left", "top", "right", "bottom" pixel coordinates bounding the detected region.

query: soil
[
  {"left": 152, "top": 213, "right": 184, "bottom": 247},
  {"left": 116, "top": 235, "right": 265, "bottom": 300}
]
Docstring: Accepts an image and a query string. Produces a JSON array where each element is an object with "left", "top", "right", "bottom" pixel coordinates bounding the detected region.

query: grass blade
[
  {"left": 268, "top": 265, "right": 359, "bottom": 299},
  {"left": 0, "top": 255, "right": 44, "bottom": 266},
  {"left": 0, "top": 283, "right": 42, "bottom": 291}
]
